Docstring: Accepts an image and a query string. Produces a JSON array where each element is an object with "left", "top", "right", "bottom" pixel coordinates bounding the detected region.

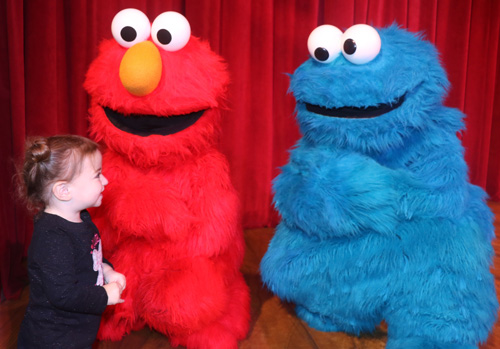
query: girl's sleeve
[
  {"left": 103, "top": 257, "right": 113, "bottom": 269},
  {"left": 35, "top": 229, "right": 108, "bottom": 315}
]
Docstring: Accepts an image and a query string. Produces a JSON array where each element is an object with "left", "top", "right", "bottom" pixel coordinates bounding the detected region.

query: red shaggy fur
[{"left": 84, "top": 34, "right": 250, "bottom": 348}]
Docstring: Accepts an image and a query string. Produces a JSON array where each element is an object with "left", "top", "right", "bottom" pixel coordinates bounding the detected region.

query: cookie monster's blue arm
[
  {"left": 396, "top": 106, "right": 491, "bottom": 227},
  {"left": 273, "top": 141, "right": 401, "bottom": 239}
]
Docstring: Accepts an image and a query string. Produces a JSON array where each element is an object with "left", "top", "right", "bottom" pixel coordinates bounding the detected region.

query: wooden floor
[{"left": 2, "top": 201, "right": 500, "bottom": 349}]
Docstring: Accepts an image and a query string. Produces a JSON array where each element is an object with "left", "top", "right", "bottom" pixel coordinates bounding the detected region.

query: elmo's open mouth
[
  {"left": 305, "top": 94, "right": 405, "bottom": 119},
  {"left": 103, "top": 107, "right": 205, "bottom": 137}
]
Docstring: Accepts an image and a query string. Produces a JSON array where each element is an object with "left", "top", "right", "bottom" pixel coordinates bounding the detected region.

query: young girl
[{"left": 16, "top": 135, "right": 126, "bottom": 349}]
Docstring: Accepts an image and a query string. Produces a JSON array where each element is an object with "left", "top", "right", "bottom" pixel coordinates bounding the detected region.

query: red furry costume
[{"left": 83, "top": 9, "right": 250, "bottom": 348}]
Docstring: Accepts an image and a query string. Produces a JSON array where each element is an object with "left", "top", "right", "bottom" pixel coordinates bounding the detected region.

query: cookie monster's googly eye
[
  {"left": 341, "top": 24, "right": 381, "bottom": 65},
  {"left": 307, "top": 25, "right": 343, "bottom": 63},
  {"left": 151, "top": 12, "right": 191, "bottom": 52},
  {"left": 111, "top": 9, "right": 151, "bottom": 48}
]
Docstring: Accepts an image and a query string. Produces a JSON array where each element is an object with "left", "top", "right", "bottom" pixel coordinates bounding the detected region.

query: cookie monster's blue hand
[
  {"left": 262, "top": 24, "right": 498, "bottom": 349},
  {"left": 274, "top": 144, "right": 400, "bottom": 238}
]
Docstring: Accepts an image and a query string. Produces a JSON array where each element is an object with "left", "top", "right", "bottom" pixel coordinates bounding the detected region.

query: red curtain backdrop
[{"left": 1, "top": 0, "right": 500, "bottom": 304}]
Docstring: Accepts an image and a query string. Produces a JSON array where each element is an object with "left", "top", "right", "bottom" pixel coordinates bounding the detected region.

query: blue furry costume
[{"left": 260, "top": 24, "right": 498, "bottom": 348}]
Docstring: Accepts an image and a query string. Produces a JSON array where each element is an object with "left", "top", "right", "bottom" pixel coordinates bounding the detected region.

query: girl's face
[{"left": 69, "top": 150, "right": 108, "bottom": 211}]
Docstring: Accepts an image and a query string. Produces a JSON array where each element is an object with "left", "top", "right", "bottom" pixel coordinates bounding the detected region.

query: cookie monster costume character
[
  {"left": 83, "top": 9, "right": 250, "bottom": 348},
  {"left": 260, "top": 24, "right": 498, "bottom": 348}
]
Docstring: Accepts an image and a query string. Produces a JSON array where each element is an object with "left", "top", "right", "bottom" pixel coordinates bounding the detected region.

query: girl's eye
[
  {"left": 307, "top": 25, "right": 343, "bottom": 64},
  {"left": 111, "top": 8, "right": 151, "bottom": 48},
  {"left": 151, "top": 11, "right": 191, "bottom": 52}
]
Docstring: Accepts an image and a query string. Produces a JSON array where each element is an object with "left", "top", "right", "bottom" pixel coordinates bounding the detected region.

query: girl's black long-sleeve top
[{"left": 18, "top": 210, "right": 110, "bottom": 349}]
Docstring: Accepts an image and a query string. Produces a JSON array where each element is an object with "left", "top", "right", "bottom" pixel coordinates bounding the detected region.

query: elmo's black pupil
[
  {"left": 344, "top": 39, "right": 357, "bottom": 55},
  {"left": 121, "top": 26, "right": 137, "bottom": 42},
  {"left": 314, "top": 47, "right": 329, "bottom": 61},
  {"left": 157, "top": 29, "right": 172, "bottom": 45}
]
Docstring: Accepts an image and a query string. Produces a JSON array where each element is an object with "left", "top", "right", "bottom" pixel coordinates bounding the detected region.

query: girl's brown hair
[{"left": 16, "top": 135, "right": 99, "bottom": 213}]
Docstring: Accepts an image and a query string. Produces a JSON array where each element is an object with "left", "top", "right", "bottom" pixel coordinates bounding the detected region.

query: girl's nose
[
  {"left": 119, "top": 40, "right": 162, "bottom": 96},
  {"left": 101, "top": 174, "right": 109, "bottom": 187}
]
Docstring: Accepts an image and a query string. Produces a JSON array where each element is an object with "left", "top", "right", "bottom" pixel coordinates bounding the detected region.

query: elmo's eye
[
  {"left": 307, "top": 25, "right": 343, "bottom": 64},
  {"left": 341, "top": 24, "right": 381, "bottom": 65},
  {"left": 151, "top": 12, "right": 191, "bottom": 52},
  {"left": 111, "top": 8, "right": 151, "bottom": 48}
]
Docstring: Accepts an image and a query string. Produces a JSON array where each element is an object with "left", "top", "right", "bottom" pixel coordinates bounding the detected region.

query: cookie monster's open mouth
[
  {"left": 305, "top": 94, "right": 405, "bottom": 119},
  {"left": 103, "top": 107, "right": 205, "bottom": 137}
]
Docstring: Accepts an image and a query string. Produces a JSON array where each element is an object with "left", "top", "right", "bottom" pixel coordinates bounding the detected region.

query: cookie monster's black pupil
[
  {"left": 314, "top": 47, "right": 329, "bottom": 61},
  {"left": 344, "top": 39, "right": 357, "bottom": 55},
  {"left": 157, "top": 29, "right": 172, "bottom": 45},
  {"left": 121, "top": 27, "right": 137, "bottom": 42}
]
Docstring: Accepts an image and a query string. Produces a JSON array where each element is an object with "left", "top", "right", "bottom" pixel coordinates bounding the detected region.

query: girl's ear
[{"left": 52, "top": 181, "right": 71, "bottom": 201}]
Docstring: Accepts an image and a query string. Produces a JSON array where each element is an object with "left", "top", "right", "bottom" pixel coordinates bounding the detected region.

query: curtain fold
[
  {"left": 1, "top": 0, "right": 27, "bottom": 301},
  {"left": 2, "top": 0, "right": 499, "bottom": 308}
]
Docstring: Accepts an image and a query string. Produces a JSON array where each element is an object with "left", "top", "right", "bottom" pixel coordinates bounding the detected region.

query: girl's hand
[
  {"left": 103, "top": 282, "right": 124, "bottom": 305},
  {"left": 103, "top": 263, "right": 127, "bottom": 290}
]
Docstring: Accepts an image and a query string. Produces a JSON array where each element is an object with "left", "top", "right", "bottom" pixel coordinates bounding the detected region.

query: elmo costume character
[
  {"left": 84, "top": 9, "right": 250, "bottom": 348},
  {"left": 260, "top": 24, "right": 498, "bottom": 348}
]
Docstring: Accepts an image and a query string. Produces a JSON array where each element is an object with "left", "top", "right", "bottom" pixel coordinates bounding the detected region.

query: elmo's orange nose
[{"left": 119, "top": 41, "right": 162, "bottom": 96}]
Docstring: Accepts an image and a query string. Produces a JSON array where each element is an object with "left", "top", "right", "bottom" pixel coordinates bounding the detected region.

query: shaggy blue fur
[{"left": 260, "top": 25, "right": 498, "bottom": 348}]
